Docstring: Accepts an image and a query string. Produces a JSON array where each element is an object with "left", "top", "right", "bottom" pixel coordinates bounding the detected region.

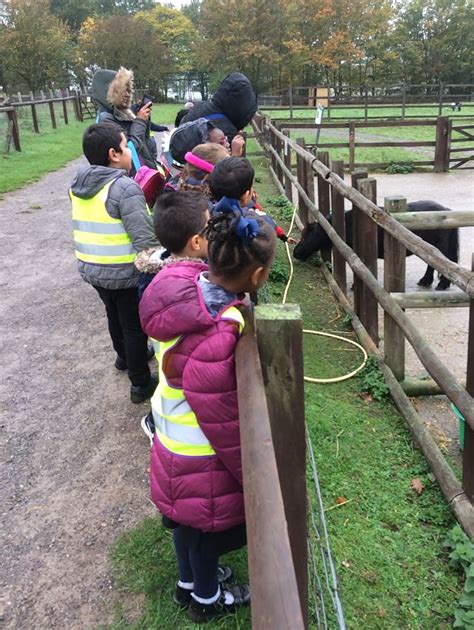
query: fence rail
[
  {"left": 0, "top": 96, "right": 83, "bottom": 153},
  {"left": 271, "top": 116, "right": 474, "bottom": 172},
  {"left": 253, "top": 114, "right": 474, "bottom": 536}
]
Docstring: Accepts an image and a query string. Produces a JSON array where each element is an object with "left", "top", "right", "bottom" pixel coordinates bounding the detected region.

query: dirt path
[{"left": 0, "top": 159, "right": 155, "bottom": 628}]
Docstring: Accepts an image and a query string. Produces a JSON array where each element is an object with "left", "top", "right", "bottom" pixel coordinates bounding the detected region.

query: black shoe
[
  {"left": 130, "top": 375, "right": 158, "bottom": 404},
  {"left": 141, "top": 413, "right": 155, "bottom": 446},
  {"left": 173, "top": 565, "right": 234, "bottom": 609},
  {"left": 115, "top": 355, "right": 127, "bottom": 371},
  {"left": 187, "top": 584, "right": 250, "bottom": 623},
  {"left": 116, "top": 346, "right": 154, "bottom": 371}
]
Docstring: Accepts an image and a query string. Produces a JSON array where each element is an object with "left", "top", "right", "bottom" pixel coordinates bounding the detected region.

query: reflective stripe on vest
[
  {"left": 151, "top": 306, "right": 245, "bottom": 457},
  {"left": 70, "top": 179, "right": 136, "bottom": 265}
]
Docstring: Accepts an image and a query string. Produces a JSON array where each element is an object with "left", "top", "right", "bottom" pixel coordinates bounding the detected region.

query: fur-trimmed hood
[
  {"left": 107, "top": 67, "right": 134, "bottom": 112},
  {"left": 134, "top": 248, "right": 206, "bottom": 275}
]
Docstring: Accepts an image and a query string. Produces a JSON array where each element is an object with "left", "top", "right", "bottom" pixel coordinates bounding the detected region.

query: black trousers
[
  {"left": 172, "top": 522, "right": 247, "bottom": 599},
  {"left": 93, "top": 285, "right": 150, "bottom": 387}
]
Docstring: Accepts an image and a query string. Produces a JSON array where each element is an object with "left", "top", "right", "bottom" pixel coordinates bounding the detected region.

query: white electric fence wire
[{"left": 307, "top": 425, "right": 347, "bottom": 630}]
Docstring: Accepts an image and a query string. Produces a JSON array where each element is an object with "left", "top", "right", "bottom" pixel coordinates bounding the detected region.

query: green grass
[
  {"left": 108, "top": 139, "right": 461, "bottom": 628},
  {"left": 0, "top": 118, "right": 89, "bottom": 195}
]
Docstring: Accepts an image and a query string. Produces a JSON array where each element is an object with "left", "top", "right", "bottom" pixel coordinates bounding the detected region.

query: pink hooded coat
[{"left": 139, "top": 261, "right": 246, "bottom": 532}]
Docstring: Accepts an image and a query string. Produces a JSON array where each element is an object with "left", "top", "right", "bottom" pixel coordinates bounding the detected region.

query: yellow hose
[{"left": 281, "top": 202, "right": 367, "bottom": 383}]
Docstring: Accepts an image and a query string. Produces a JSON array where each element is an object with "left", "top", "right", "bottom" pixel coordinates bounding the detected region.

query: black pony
[{"left": 293, "top": 200, "right": 459, "bottom": 290}]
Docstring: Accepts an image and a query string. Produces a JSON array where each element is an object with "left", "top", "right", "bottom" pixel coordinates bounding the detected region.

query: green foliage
[
  {"left": 358, "top": 356, "right": 390, "bottom": 401},
  {"left": 268, "top": 259, "right": 290, "bottom": 284},
  {"left": 385, "top": 161, "right": 415, "bottom": 174},
  {"left": 265, "top": 194, "right": 295, "bottom": 222},
  {"left": 444, "top": 525, "right": 474, "bottom": 629}
]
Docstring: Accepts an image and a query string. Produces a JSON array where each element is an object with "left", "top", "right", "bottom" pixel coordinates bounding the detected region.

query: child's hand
[
  {"left": 287, "top": 236, "right": 297, "bottom": 245},
  {"left": 231, "top": 134, "right": 245, "bottom": 157},
  {"left": 137, "top": 102, "right": 152, "bottom": 121}
]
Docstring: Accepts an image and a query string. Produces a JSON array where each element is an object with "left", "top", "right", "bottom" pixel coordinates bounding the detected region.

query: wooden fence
[
  {"left": 258, "top": 83, "right": 474, "bottom": 121},
  {"left": 271, "top": 116, "right": 474, "bottom": 172},
  {"left": 236, "top": 304, "right": 307, "bottom": 628},
  {"left": 0, "top": 96, "right": 84, "bottom": 153},
  {"left": 253, "top": 114, "right": 474, "bottom": 537}
]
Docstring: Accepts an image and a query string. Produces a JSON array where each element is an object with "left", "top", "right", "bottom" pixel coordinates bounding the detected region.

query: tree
[{"left": 0, "top": 0, "right": 72, "bottom": 92}]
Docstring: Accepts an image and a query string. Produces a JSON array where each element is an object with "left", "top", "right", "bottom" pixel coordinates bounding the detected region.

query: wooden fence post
[
  {"left": 62, "top": 99, "right": 68, "bottom": 125},
  {"left": 351, "top": 170, "right": 368, "bottom": 318},
  {"left": 275, "top": 133, "right": 284, "bottom": 185},
  {"left": 356, "top": 178, "right": 379, "bottom": 345},
  {"left": 7, "top": 108, "right": 21, "bottom": 152},
  {"left": 401, "top": 84, "right": 406, "bottom": 119},
  {"left": 48, "top": 100, "right": 57, "bottom": 129},
  {"left": 384, "top": 196, "right": 407, "bottom": 380},
  {"left": 296, "top": 138, "right": 309, "bottom": 225},
  {"left": 283, "top": 130, "right": 293, "bottom": 202},
  {"left": 349, "top": 122, "right": 356, "bottom": 171},
  {"left": 30, "top": 103, "right": 40, "bottom": 133},
  {"left": 462, "top": 254, "right": 474, "bottom": 501},
  {"left": 434, "top": 116, "right": 451, "bottom": 172},
  {"left": 317, "top": 151, "right": 331, "bottom": 262},
  {"left": 255, "top": 304, "right": 307, "bottom": 627},
  {"left": 270, "top": 127, "right": 277, "bottom": 174},
  {"left": 330, "top": 160, "right": 346, "bottom": 294}
]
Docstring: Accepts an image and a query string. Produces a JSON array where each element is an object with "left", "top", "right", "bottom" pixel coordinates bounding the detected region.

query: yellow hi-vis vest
[
  {"left": 151, "top": 306, "right": 245, "bottom": 457},
  {"left": 70, "top": 179, "right": 136, "bottom": 265}
]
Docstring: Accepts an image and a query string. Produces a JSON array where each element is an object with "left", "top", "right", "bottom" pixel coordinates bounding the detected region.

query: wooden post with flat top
[
  {"left": 330, "top": 160, "right": 346, "bottom": 293},
  {"left": 255, "top": 304, "right": 307, "bottom": 627},
  {"left": 462, "top": 254, "right": 474, "bottom": 501},
  {"left": 317, "top": 151, "right": 331, "bottom": 263},
  {"left": 356, "top": 177, "right": 379, "bottom": 345},
  {"left": 384, "top": 196, "right": 407, "bottom": 380},
  {"left": 351, "top": 170, "right": 368, "bottom": 318}
]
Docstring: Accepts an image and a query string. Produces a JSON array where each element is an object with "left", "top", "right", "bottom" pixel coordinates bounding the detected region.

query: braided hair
[{"left": 204, "top": 209, "right": 275, "bottom": 280}]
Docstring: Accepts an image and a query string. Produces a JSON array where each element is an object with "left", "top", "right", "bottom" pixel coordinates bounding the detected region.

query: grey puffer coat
[{"left": 70, "top": 165, "right": 159, "bottom": 289}]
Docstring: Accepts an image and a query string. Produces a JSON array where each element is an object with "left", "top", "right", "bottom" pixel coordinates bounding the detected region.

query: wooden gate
[{"left": 450, "top": 123, "right": 474, "bottom": 169}]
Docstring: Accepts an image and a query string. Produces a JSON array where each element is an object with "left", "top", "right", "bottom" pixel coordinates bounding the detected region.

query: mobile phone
[{"left": 141, "top": 94, "right": 153, "bottom": 107}]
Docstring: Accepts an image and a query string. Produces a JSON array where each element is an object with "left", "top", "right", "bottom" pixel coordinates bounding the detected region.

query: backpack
[
  {"left": 128, "top": 141, "right": 166, "bottom": 208},
  {"left": 169, "top": 118, "right": 212, "bottom": 164}
]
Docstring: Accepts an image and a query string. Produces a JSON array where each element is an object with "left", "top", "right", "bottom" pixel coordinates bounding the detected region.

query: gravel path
[{"left": 0, "top": 159, "right": 155, "bottom": 628}]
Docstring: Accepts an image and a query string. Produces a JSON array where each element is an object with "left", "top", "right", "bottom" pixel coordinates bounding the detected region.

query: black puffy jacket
[{"left": 181, "top": 73, "right": 257, "bottom": 142}]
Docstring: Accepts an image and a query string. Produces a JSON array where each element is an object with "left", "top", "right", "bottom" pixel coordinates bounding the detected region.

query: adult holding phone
[
  {"left": 92, "top": 67, "right": 156, "bottom": 171},
  {"left": 132, "top": 94, "right": 169, "bottom": 162}
]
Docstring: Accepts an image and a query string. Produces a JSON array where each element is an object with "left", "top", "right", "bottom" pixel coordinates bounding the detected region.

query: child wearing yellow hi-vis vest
[
  {"left": 139, "top": 205, "right": 276, "bottom": 623},
  {"left": 70, "top": 123, "right": 159, "bottom": 403}
]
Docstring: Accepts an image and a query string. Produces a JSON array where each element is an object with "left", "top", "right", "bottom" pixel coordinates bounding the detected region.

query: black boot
[
  {"left": 130, "top": 374, "right": 158, "bottom": 404},
  {"left": 187, "top": 584, "right": 250, "bottom": 623},
  {"left": 173, "top": 565, "right": 234, "bottom": 608}
]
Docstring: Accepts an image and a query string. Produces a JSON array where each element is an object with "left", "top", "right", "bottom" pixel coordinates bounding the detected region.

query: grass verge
[
  {"left": 0, "top": 119, "right": 89, "bottom": 195},
  {"left": 107, "top": 136, "right": 461, "bottom": 629}
]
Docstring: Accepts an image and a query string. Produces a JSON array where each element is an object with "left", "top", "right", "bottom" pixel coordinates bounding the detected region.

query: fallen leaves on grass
[{"left": 411, "top": 478, "right": 425, "bottom": 494}]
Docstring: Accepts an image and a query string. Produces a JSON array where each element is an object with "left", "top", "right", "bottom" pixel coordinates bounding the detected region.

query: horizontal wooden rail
[
  {"left": 266, "top": 120, "right": 474, "bottom": 296},
  {"left": 392, "top": 291, "right": 469, "bottom": 308},
  {"left": 277, "top": 120, "right": 437, "bottom": 129},
  {"left": 264, "top": 134, "right": 474, "bottom": 429},
  {"left": 391, "top": 210, "right": 474, "bottom": 230},
  {"left": 236, "top": 309, "right": 306, "bottom": 629}
]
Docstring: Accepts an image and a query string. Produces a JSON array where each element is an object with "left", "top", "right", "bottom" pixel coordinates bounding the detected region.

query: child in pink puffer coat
[{"left": 139, "top": 200, "right": 276, "bottom": 623}]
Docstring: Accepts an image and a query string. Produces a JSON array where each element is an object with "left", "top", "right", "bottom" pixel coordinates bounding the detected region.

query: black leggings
[{"left": 172, "top": 523, "right": 246, "bottom": 599}]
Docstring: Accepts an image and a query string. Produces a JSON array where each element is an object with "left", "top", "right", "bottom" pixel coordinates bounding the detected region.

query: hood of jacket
[
  {"left": 211, "top": 72, "right": 257, "bottom": 130},
  {"left": 140, "top": 261, "right": 225, "bottom": 341},
  {"left": 134, "top": 249, "right": 206, "bottom": 275},
  {"left": 70, "top": 165, "right": 125, "bottom": 199},
  {"left": 91, "top": 68, "right": 116, "bottom": 112}
]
